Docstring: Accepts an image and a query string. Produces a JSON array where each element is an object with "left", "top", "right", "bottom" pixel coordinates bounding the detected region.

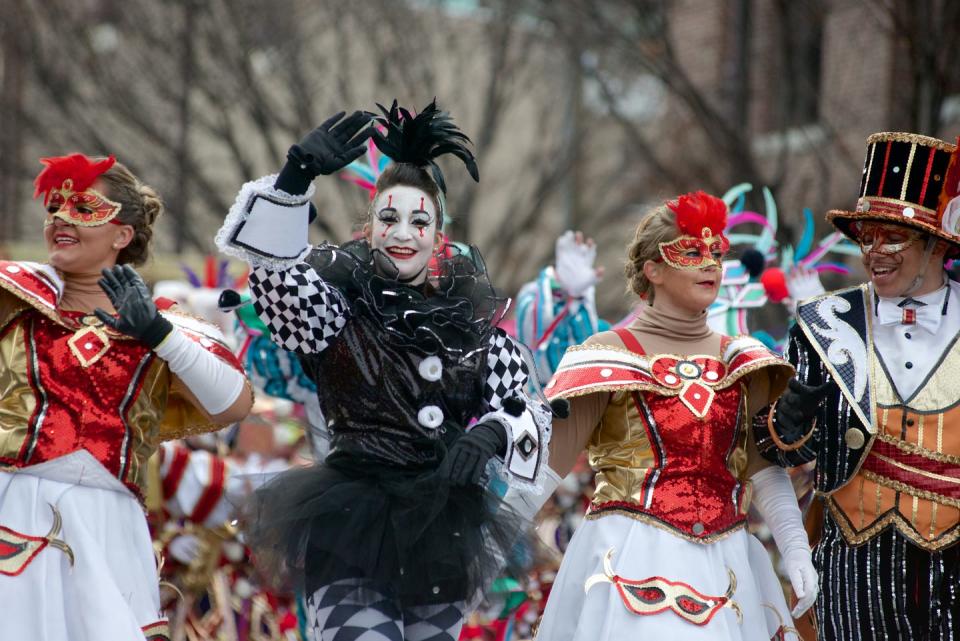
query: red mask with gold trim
[
  {"left": 33, "top": 154, "right": 122, "bottom": 227},
  {"left": 851, "top": 220, "right": 925, "bottom": 257},
  {"left": 658, "top": 191, "right": 730, "bottom": 270}
]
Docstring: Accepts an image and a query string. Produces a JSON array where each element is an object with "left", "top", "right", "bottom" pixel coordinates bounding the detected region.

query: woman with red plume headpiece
[
  {"left": 520, "top": 191, "right": 814, "bottom": 640},
  {"left": 0, "top": 153, "right": 253, "bottom": 640}
]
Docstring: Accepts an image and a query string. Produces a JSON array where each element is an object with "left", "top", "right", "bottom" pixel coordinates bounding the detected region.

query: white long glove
[
  {"left": 155, "top": 328, "right": 246, "bottom": 416},
  {"left": 750, "top": 466, "right": 818, "bottom": 617},
  {"left": 555, "top": 231, "right": 599, "bottom": 298}
]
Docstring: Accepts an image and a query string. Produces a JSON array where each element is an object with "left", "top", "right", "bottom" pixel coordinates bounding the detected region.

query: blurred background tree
[{"left": 2, "top": 0, "right": 960, "bottom": 317}]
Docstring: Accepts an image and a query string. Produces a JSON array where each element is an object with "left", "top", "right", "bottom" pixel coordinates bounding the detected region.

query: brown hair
[
  {"left": 367, "top": 163, "right": 444, "bottom": 228},
  {"left": 98, "top": 161, "right": 164, "bottom": 266},
  {"left": 624, "top": 204, "right": 680, "bottom": 303}
]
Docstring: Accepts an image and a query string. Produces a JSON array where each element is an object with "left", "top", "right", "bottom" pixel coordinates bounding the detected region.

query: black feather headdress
[{"left": 370, "top": 99, "right": 479, "bottom": 194}]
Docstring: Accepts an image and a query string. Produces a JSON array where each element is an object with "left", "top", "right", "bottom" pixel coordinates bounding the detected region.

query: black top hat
[{"left": 827, "top": 132, "right": 960, "bottom": 249}]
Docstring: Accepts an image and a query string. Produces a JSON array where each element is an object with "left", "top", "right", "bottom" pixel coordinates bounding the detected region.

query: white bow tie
[{"left": 876, "top": 297, "right": 941, "bottom": 333}]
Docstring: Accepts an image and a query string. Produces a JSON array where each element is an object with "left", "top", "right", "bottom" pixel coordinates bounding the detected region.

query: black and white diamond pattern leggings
[{"left": 305, "top": 579, "right": 465, "bottom": 641}]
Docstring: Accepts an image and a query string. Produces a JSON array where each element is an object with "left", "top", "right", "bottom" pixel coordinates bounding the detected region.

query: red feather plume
[
  {"left": 666, "top": 190, "right": 728, "bottom": 237},
  {"left": 33, "top": 154, "right": 116, "bottom": 205}
]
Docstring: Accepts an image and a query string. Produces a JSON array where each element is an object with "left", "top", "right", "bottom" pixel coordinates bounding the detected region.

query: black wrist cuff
[
  {"left": 142, "top": 314, "right": 174, "bottom": 350},
  {"left": 274, "top": 145, "right": 316, "bottom": 195},
  {"left": 474, "top": 420, "right": 509, "bottom": 457}
]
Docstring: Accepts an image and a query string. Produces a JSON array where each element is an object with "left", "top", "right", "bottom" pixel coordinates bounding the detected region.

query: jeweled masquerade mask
[
  {"left": 657, "top": 191, "right": 730, "bottom": 270},
  {"left": 852, "top": 220, "right": 925, "bottom": 257},
  {"left": 34, "top": 154, "right": 122, "bottom": 227}
]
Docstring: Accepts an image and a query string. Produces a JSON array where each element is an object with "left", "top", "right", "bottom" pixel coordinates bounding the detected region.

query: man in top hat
[{"left": 754, "top": 131, "right": 960, "bottom": 640}]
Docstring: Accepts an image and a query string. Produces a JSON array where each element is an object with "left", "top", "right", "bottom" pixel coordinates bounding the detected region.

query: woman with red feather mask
[
  {"left": 0, "top": 153, "right": 252, "bottom": 640},
  {"left": 521, "top": 192, "right": 816, "bottom": 640}
]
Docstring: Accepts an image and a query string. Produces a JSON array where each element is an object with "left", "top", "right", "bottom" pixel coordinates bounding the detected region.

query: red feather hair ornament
[
  {"left": 666, "top": 190, "right": 728, "bottom": 238},
  {"left": 33, "top": 154, "right": 116, "bottom": 205}
]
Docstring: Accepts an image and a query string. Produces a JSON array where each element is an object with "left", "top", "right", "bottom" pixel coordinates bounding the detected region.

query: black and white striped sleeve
[{"left": 248, "top": 264, "right": 348, "bottom": 355}]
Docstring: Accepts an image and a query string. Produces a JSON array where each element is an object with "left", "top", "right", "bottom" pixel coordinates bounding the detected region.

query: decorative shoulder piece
[
  {"left": 794, "top": 284, "right": 874, "bottom": 433},
  {"left": 721, "top": 335, "right": 794, "bottom": 393},
  {"left": 545, "top": 344, "right": 659, "bottom": 400},
  {"left": 215, "top": 174, "right": 316, "bottom": 270},
  {"left": 0, "top": 260, "right": 64, "bottom": 321}
]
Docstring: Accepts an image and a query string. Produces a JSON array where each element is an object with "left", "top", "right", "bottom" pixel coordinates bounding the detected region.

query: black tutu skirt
[{"left": 243, "top": 447, "right": 530, "bottom": 607}]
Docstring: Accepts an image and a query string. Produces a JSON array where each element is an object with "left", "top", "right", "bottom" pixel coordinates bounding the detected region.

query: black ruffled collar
[{"left": 304, "top": 240, "right": 505, "bottom": 358}]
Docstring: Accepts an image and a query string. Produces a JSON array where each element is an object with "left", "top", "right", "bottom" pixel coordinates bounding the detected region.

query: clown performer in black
[
  {"left": 216, "top": 101, "right": 552, "bottom": 641},
  {"left": 755, "top": 131, "right": 960, "bottom": 640}
]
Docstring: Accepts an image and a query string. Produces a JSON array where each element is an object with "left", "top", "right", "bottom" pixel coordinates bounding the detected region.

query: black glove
[
  {"left": 94, "top": 265, "right": 173, "bottom": 349},
  {"left": 274, "top": 110, "right": 373, "bottom": 195},
  {"left": 774, "top": 378, "right": 834, "bottom": 443},
  {"left": 439, "top": 421, "right": 508, "bottom": 487}
]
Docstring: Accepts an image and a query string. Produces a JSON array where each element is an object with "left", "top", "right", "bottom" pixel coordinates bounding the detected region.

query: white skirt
[
  {"left": 536, "top": 514, "right": 796, "bottom": 641},
  {"left": 0, "top": 451, "right": 166, "bottom": 641}
]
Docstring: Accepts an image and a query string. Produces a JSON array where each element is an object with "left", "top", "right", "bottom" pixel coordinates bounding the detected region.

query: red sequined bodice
[
  {"left": 609, "top": 377, "right": 748, "bottom": 539},
  {"left": 0, "top": 309, "right": 162, "bottom": 494}
]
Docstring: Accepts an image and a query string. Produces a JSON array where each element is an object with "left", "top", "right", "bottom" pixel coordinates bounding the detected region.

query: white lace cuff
[{"left": 215, "top": 174, "right": 316, "bottom": 270}]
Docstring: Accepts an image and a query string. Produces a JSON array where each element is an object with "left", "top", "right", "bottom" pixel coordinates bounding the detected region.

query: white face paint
[{"left": 368, "top": 185, "right": 439, "bottom": 284}]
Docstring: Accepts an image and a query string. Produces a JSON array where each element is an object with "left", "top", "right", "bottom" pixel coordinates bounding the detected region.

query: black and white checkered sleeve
[
  {"left": 248, "top": 264, "right": 349, "bottom": 355},
  {"left": 483, "top": 328, "right": 530, "bottom": 411}
]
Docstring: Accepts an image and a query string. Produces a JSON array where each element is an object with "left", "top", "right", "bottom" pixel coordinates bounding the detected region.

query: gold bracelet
[{"left": 767, "top": 400, "right": 817, "bottom": 452}]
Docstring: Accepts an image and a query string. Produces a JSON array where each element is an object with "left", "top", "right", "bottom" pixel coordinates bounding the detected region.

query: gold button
[{"left": 845, "top": 428, "right": 865, "bottom": 450}]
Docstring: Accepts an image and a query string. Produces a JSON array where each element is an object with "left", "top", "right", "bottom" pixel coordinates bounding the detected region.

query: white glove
[
  {"left": 555, "top": 231, "right": 599, "bottom": 298},
  {"left": 168, "top": 534, "right": 202, "bottom": 564},
  {"left": 155, "top": 328, "right": 246, "bottom": 416},
  {"left": 750, "top": 466, "right": 818, "bottom": 617},
  {"left": 786, "top": 266, "right": 825, "bottom": 314}
]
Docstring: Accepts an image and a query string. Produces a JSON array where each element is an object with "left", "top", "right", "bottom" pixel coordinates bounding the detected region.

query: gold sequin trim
[
  {"left": 866, "top": 131, "right": 956, "bottom": 151},
  {"left": 585, "top": 506, "right": 746, "bottom": 545},
  {"left": 861, "top": 195, "right": 936, "bottom": 217},
  {"left": 0, "top": 277, "right": 63, "bottom": 326},
  {"left": 875, "top": 433, "right": 960, "bottom": 465},
  {"left": 827, "top": 495, "right": 960, "bottom": 551},
  {"left": 827, "top": 209, "right": 958, "bottom": 246},
  {"left": 860, "top": 469, "right": 960, "bottom": 508}
]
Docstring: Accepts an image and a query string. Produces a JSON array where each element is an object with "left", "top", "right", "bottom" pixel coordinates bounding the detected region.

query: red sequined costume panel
[
  {"left": 0, "top": 309, "right": 164, "bottom": 495},
  {"left": 589, "top": 368, "right": 748, "bottom": 541}
]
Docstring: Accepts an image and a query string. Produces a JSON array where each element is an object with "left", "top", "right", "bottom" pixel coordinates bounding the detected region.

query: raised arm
[{"left": 215, "top": 111, "right": 373, "bottom": 355}]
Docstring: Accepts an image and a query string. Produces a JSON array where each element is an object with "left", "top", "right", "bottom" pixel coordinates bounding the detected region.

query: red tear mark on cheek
[
  {"left": 419, "top": 227, "right": 425, "bottom": 237},
  {"left": 381, "top": 224, "right": 392, "bottom": 238}
]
